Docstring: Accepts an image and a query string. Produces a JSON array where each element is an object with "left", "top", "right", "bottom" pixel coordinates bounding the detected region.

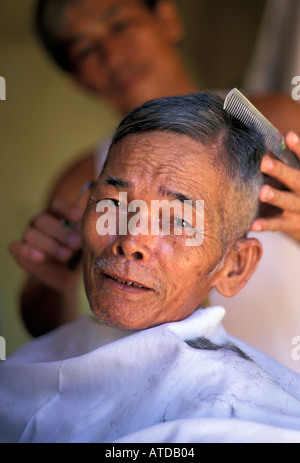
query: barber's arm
[
  {"left": 9, "top": 152, "right": 94, "bottom": 337},
  {"left": 9, "top": 197, "right": 84, "bottom": 337},
  {"left": 251, "top": 131, "right": 300, "bottom": 243}
]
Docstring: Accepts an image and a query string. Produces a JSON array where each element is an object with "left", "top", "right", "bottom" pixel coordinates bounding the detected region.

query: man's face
[
  {"left": 62, "top": 0, "right": 184, "bottom": 114},
  {"left": 82, "top": 132, "right": 228, "bottom": 330}
]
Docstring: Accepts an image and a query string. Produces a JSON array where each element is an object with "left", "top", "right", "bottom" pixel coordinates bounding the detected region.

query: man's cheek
[{"left": 82, "top": 212, "right": 110, "bottom": 250}]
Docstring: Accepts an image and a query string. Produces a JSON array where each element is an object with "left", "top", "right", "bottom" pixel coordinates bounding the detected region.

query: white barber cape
[{"left": 1, "top": 306, "right": 300, "bottom": 443}]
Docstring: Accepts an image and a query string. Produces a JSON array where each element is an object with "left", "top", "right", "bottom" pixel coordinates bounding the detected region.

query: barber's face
[
  {"left": 62, "top": 0, "right": 184, "bottom": 114},
  {"left": 82, "top": 132, "right": 227, "bottom": 330}
]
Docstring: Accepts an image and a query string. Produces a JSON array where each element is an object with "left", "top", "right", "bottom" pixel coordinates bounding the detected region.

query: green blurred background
[{"left": 0, "top": 0, "right": 267, "bottom": 355}]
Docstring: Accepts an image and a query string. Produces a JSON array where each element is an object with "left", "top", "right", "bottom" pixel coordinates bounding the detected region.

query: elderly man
[
  {"left": 2, "top": 93, "right": 300, "bottom": 443},
  {"left": 9, "top": 0, "right": 300, "bottom": 372}
]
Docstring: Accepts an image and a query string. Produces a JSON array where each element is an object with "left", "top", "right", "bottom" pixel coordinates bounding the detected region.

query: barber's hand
[
  {"left": 9, "top": 198, "right": 84, "bottom": 292},
  {"left": 251, "top": 131, "right": 300, "bottom": 243}
]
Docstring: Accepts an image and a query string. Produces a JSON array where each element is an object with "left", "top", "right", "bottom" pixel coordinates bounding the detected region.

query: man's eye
[
  {"left": 109, "top": 198, "right": 121, "bottom": 207},
  {"left": 103, "top": 199, "right": 130, "bottom": 212},
  {"left": 174, "top": 218, "right": 192, "bottom": 229},
  {"left": 99, "top": 198, "right": 123, "bottom": 208}
]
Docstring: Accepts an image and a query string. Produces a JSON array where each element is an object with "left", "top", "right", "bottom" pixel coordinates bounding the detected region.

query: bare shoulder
[
  {"left": 48, "top": 149, "right": 96, "bottom": 204},
  {"left": 249, "top": 92, "right": 300, "bottom": 134}
]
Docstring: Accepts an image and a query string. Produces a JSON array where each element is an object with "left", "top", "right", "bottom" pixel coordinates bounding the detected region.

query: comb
[{"left": 223, "top": 88, "right": 300, "bottom": 169}]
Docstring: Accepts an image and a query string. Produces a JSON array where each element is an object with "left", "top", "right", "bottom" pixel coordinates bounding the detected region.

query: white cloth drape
[{"left": 1, "top": 306, "right": 300, "bottom": 443}]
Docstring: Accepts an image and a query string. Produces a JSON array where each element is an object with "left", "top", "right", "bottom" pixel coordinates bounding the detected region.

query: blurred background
[{"left": 0, "top": 0, "right": 298, "bottom": 355}]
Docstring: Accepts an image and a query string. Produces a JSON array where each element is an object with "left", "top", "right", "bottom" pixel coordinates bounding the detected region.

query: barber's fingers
[
  {"left": 47, "top": 198, "right": 84, "bottom": 223},
  {"left": 23, "top": 227, "right": 73, "bottom": 263},
  {"left": 259, "top": 184, "right": 300, "bottom": 214},
  {"left": 286, "top": 131, "right": 300, "bottom": 158},
  {"left": 261, "top": 133, "right": 300, "bottom": 195},
  {"left": 9, "top": 241, "right": 80, "bottom": 292},
  {"left": 9, "top": 241, "right": 46, "bottom": 264},
  {"left": 33, "top": 213, "right": 82, "bottom": 249},
  {"left": 251, "top": 212, "right": 300, "bottom": 237},
  {"left": 20, "top": 198, "right": 83, "bottom": 263},
  {"left": 261, "top": 156, "right": 300, "bottom": 195}
]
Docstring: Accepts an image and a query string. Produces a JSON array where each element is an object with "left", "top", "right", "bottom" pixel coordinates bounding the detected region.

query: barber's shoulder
[
  {"left": 48, "top": 149, "right": 96, "bottom": 203},
  {"left": 249, "top": 92, "right": 300, "bottom": 135}
]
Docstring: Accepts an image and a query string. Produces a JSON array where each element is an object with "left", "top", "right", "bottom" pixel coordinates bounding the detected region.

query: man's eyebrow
[
  {"left": 102, "top": 176, "right": 135, "bottom": 190},
  {"left": 159, "top": 187, "right": 194, "bottom": 205},
  {"left": 97, "top": 179, "right": 199, "bottom": 207}
]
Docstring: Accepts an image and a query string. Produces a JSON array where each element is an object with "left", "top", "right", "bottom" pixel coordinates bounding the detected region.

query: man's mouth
[{"left": 103, "top": 272, "right": 150, "bottom": 291}]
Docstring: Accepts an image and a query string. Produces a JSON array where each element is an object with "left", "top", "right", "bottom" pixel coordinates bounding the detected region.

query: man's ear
[
  {"left": 154, "top": 0, "right": 185, "bottom": 45},
  {"left": 213, "top": 238, "right": 263, "bottom": 298}
]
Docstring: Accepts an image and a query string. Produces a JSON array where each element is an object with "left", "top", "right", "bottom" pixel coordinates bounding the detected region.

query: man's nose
[{"left": 111, "top": 234, "right": 155, "bottom": 262}]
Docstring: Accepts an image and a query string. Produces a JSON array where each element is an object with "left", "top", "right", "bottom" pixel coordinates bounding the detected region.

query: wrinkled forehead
[
  {"left": 101, "top": 132, "right": 220, "bottom": 197},
  {"left": 107, "top": 131, "right": 202, "bottom": 165}
]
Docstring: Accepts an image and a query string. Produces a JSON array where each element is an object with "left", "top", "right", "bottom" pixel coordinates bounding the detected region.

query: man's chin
[{"left": 90, "top": 304, "right": 152, "bottom": 331}]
